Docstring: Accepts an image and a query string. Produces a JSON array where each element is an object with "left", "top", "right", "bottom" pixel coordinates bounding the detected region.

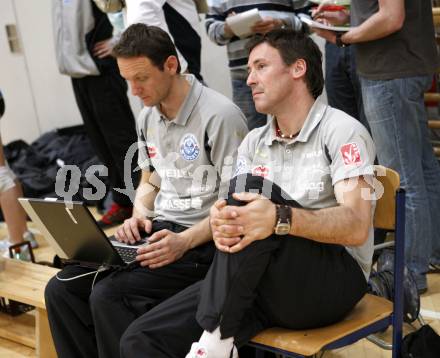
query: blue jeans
[
  {"left": 325, "top": 43, "right": 368, "bottom": 130},
  {"left": 232, "top": 78, "right": 267, "bottom": 131},
  {"left": 361, "top": 75, "right": 440, "bottom": 290}
]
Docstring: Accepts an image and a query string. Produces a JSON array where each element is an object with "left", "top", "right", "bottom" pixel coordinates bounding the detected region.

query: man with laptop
[{"left": 44, "top": 24, "right": 248, "bottom": 358}]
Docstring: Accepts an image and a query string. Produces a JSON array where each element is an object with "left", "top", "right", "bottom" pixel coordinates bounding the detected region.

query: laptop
[{"left": 19, "top": 198, "right": 149, "bottom": 267}]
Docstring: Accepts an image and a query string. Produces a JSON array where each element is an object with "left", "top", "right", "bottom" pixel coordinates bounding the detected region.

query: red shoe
[{"left": 97, "top": 203, "right": 132, "bottom": 229}]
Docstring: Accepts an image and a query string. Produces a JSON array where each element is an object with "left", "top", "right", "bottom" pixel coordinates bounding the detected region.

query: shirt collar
[
  {"left": 152, "top": 74, "right": 202, "bottom": 126},
  {"left": 264, "top": 96, "right": 328, "bottom": 146}
]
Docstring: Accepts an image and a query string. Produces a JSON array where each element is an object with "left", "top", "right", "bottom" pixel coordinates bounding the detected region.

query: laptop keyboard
[{"left": 115, "top": 246, "right": 138, "bottom": 263}]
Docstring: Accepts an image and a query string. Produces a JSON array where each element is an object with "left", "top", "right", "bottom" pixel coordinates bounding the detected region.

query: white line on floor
[{"left": 420, "top": 309, "right": 440, "bottom": 320}]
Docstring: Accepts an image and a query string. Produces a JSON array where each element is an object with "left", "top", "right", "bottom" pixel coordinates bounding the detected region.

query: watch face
[{"left": 275, "top": 223, "right": 290, "bottom": 236}]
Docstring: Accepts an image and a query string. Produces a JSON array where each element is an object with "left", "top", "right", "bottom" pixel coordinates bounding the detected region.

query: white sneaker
[
  {"left": 0, "top": 239, "right": 12, "bottom": 251},
  {"left": 0, "top": 230, "right": 38, "bottom": 251},
  {"left": 23, "top": 231, "right": 38, "bottom": 249}
]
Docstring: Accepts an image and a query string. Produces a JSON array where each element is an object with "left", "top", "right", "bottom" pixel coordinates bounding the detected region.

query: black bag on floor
[
  {"left": 401, "top": 325, "right": 440, "bottom": 358},
  {"left": 368, "top": 249, "right": 420, "bottom": 324}
]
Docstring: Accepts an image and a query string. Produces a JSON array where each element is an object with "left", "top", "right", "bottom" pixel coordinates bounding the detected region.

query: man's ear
[
  {"left": 291, "top": 59, "right": 307, "bottom": 79},
  {"left": 164, "top": 55, "right": 179, "bottom": 74}
]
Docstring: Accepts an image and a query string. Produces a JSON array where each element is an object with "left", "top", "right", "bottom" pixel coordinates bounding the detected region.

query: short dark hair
[
  {"left": 247, "top": 29, "right": 324, "bottom": 99},
  {"left": 113, "top": 24, "right": 181, "bottom": 73}
]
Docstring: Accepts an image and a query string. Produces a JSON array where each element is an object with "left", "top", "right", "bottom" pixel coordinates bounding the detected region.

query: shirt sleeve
[
  {"left": 136, "top": 108, "right": 155, "bottom": 172},
  {"left": 289, "top": 1, "right": 314, "bottom": 31},
  {"left": 276, "top": 13, "right": 303, "bottom": 31},
  {"left": 323, "top": 110, "right": 376, "bottom": 186},
  {"left": 125, "top": 0, "right": 188, "bottom": 72},
  {"left": 206, "top": 106, "right": 248, "bottom": 173},
  {"left": 205, "top": 102, "right": 248, "bottom": 197},
  {"left": 205, "top": 0, "right": 232, "bottom": 46}
]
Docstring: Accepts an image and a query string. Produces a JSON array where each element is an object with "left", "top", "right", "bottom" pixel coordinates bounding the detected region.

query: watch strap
[
  {"left": 276, "top": 205, "right": 291, "bottom": 224},
  {"left": 336, "top": 32, "right": 349, "bottom": 48}
]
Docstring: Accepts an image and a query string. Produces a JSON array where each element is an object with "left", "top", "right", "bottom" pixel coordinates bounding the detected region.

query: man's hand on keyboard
[
  {"left": 115, "top": 217, "right": 152, "bottom": 245},
  {"left": 136, "top": 230, "right": 190, "bottom": 269}
]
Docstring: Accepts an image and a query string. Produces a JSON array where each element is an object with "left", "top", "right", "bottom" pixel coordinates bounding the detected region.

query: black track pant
[
  {"left": 45, "top": 221, "right": 215, "bottom": 358},
  {"left": 119, "top": 174, "right": 367, "bottom": 357},
  {"left": 71, "top": 68, "right": 139, "bottom": 207}
]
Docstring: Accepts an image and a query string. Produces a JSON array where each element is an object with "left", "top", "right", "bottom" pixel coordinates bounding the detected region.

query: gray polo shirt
[
  {"left": 235, "top": 98, "right": 376, "bottom": 279},
  {"left": 137, "top": 75, "right": 248, "bottom": 227}
]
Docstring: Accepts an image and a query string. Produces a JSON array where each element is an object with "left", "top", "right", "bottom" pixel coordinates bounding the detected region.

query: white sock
[{"left": 197, "top": 327, "right": 234, "bottom": 358}]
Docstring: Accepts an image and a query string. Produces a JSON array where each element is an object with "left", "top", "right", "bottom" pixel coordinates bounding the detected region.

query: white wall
[
  {"left": 0, "top": 0, "right": 46, "bottom": 144},
  {"left": 0, "top": 0, "right": 83, "bottom": 144}
]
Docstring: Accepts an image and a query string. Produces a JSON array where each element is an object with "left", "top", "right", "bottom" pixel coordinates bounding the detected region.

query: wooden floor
[{"left": 0, "top": 217, "right": 439, "bottom": 358}]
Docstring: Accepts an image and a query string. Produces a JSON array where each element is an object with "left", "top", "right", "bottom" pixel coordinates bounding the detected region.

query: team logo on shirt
[
  {"left": 340, "top": 143, "right": 362, "bottom": 166},
  {"left": 180, "top": 133, "right": 200, "bottom": 161},
  {"left": 252, "top": 165, "right": 269, "bottom": 178},
  {"left": 146, "top": 142, "right": 157, "bottom": 158}
]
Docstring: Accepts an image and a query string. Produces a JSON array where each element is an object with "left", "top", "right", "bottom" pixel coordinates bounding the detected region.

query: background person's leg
[
  {"left": 87, "top": 69, "right": 139, "bottom": 208},
  {"left": 0, "top": 181, "right": 27, "bottom": 244},
  {"left": 361, "top": 76, "right": 433, "bottom": 292},
  {"left": 417, "top": 80, "right": 440, "bottom": 266},
  {"left": 232, "top": 77, "right": 267, "bottom": 131},
  {"left": 325, "top": 43, "right": 359, "bottom": 120},
  {"left": 71, "top": 73, "right": 139, "bottom": 227}
]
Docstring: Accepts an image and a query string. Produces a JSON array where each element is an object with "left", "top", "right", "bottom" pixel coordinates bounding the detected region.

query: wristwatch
[
  {"left": 335, "top": 32, "right": 349, "bottom": 48},
  {"left": 274, "top": 205, "right": 292, "bottom": 236}
]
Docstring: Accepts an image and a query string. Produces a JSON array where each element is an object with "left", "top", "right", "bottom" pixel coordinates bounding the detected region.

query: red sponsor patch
[
  {"left": 147, "top": 143, "right": 157, "bottom": 158},
  {"left": 340, "top": 143, "right": 362, "bottom": 165},
  {"left": 252, "top": 165, "right": 269, "bottom": 178}
]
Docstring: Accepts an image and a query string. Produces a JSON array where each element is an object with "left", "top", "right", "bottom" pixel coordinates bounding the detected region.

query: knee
[
  {"left": 89, "top": 278, "right": 115, "bottom": 309},
  {"left": 45, "top": 275, "right": 64, "bottom": 305}
]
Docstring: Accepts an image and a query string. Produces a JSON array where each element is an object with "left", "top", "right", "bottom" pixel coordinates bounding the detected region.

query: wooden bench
[{"left": 0, "top": 258, "right": 59, "bottom": 357}]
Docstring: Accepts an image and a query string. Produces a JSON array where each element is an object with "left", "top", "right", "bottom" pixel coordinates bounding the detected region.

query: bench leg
[{"left": 36, "top": 308, "right": 57, "bottom": 358}]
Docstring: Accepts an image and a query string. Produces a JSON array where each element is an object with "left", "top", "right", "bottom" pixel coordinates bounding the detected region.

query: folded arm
[{"left": 211, "top": 176, "right": 373, "bottom": 253}]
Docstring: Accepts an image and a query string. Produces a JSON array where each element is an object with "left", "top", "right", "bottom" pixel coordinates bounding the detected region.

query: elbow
[
  {"left": 350, "top": 224, "right": 370, "bottom": 247},
  {"left": 388, "top": 12, "right": 405, "bottom": 34},
  {"left": 348, "top": 209, "right": 371, "bottom": 246}
]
